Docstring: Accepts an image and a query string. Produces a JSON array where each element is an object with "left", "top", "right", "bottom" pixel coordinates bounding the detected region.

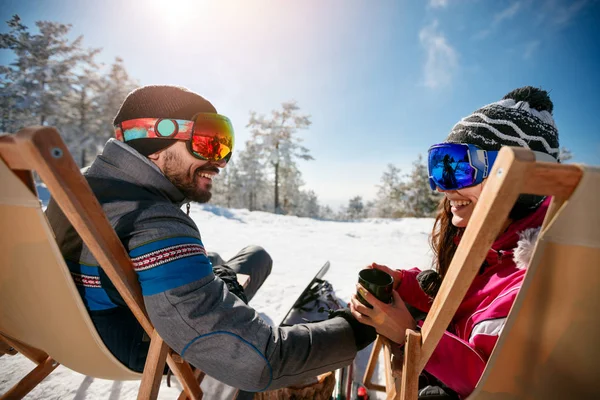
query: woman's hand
[
  {"left": 368, "top": 262, "right": 403, "bottom": 290},
  {"left": 350, "top": 284, "right": 416, "bottom": 345}
]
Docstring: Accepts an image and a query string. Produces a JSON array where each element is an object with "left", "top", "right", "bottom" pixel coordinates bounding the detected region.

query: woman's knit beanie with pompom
[{"left": 445, "top": 86, "right": 560, "bottom": 158}]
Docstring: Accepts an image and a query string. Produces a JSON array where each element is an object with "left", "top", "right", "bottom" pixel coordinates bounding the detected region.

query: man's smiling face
[{"left": 151, "top": 141, "right": 226, "bottom": 203}]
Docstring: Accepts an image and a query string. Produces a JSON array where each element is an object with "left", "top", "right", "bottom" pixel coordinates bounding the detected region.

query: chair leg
[
  {"left": 0, "top": 335, "right": 17, "bottom": 356},
  {"left": 400, "top": 330, "right": 421, "bottom": 400},
  {"left": 176, "top": 368, "right": 205, "bottom": 400},
  {"left": 382, "top": 339, "right": 400, "bottom": 400},
  {"left": 0, "top": 334, "right": 48, "bottom": 364},
  {"left": 363, "top": 335, "right": 387, "bottom": 392},
  {"left": 0, "top": 356, "right": 58, "bottom": 400},
  {"left": 167, "top": 353, "right": 203, "bottom": 400},
  {"left": 138, "top": 330, "right": 169, "bottom": 400}
]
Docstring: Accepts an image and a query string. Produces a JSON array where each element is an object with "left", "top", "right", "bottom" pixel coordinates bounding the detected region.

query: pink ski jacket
[{"left": 397, "top": 198, "right": 549, "bottom": 398}]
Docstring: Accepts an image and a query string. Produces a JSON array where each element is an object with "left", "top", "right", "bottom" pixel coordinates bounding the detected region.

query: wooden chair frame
[
  {"left": 0, "top": 127, "right": 215, "bottom": 399},
  {"left": 363, "top": 147, "right": 584, "bottom": 400}
]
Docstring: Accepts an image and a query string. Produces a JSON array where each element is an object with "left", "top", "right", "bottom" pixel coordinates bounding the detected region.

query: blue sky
[{"left": 2, "top": 0, "right": 599, "bottom": 209}]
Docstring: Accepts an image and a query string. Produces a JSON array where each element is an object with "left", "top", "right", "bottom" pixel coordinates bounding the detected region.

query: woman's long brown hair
[{"left": 430, "top": 197, "right": 465, "bottom": 278}]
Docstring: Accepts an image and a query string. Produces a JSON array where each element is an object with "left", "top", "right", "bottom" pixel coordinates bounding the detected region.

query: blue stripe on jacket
[
  {"left": 66, "top": 261, "right": 118, "bottom": 311},
  {"left": 129, "top": 236, "right": 213, "bottom": 296}
]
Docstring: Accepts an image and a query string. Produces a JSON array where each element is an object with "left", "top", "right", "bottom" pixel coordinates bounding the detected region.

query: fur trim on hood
[{"left": 513, "top": 227, "right": 541, "bottom": 269}]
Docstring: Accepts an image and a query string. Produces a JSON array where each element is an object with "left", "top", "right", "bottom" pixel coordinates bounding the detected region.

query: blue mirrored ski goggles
[
  {"left": 427, "top": 143, "right": 498, "bottom": 191},
  {"left": 428, "top": 143, "right": 557, "bottom": 191}
]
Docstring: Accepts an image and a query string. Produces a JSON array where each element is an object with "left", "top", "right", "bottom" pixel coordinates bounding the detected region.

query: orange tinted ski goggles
[{"left": 115, "top": 113, "right": 235, "bottom": 162}]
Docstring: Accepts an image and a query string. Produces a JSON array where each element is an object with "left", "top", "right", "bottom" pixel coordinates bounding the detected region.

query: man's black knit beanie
[{"left": 113, "top": 85, "right": 217, "bottom": 156}]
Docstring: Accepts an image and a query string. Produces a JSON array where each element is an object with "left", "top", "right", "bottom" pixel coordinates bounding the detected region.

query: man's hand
[
  {"left": 213, "top": 265, "right": 249, "bottom": 304},
  {"left": 350, "top": 284, "right": 416, "bottom": 345},
  {"left": 328, "top": 308, "right": 377, "bottom": 351}
]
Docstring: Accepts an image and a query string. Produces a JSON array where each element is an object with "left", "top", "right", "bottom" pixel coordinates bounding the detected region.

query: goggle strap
[
  {"left": 483, "top": 150, "right": 556, "bottom": 178},
  {"left": 115, "top": 118, "right": 194, "bottom": 142}
]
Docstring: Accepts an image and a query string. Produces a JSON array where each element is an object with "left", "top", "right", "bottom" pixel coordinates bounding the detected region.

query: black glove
[
  {"left": 213, "top": 265, "right": 249, "bottom": 304},
  {"left": 329, "top": 308, "right": 377, "bottom": 351},
  {"left": 417, "top": 269, "right": 442, "bottom": 299}
]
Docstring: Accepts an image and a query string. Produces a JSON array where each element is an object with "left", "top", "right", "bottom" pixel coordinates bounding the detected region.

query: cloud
[
  {"left": 523, "top": 40, "right": 540, "bottom": 59},
  {"left": 419, "top": 20, "right": 459, "bottom": 88},
  {"left": 429, "top": 0, "right": 449, "bottom": 9},
  {"left": 494, "top": 2, "right": 522, "bottom": 25},
  {"left": 536, "top": 0, "right": 590, "bottom": 28},
  {"left": 553, "top": 0, "right": 589, "bottom": 26},
  {"left": 472, "top": 2, "right": 521, "bottom": 40}
]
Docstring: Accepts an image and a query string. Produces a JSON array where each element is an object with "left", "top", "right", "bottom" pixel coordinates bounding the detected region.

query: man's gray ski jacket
[{"left": 46, "top": 139, "right": 357, "bottom": 391}]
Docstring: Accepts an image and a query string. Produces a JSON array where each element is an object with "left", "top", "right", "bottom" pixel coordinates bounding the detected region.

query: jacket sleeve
[
  {"left": 396, "top": 268, "right": 433, "bottom": 312},
  {"left": 116, "top": 205, "right": 357, "bottom": 391}
]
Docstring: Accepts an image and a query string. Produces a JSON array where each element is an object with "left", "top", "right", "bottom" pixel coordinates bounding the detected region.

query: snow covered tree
[
  {"left": 211, "top": 159, "right": 243, "bottom": 208},
  {"left": 96, "top": 57, "right": 138, "bottom": 141},
  {"left": 1, "top": 16, "right": 139, "bottom": 166},
  {"left": 0, "top": 15, "right": 98, "bottom": 128},
  {"left": 236, "top": 140, "right": 270, "bottom": 211},
  {"left": 373, "top": 164, "right": 406, "bottom": 218},
  {"left": 246, "top": 101, "right": 313, "bottom": 213},
  {"left": 58, "top": 60, "right": 105, "bottom": 166},
  {"left": 346, "top": 196, "right": 366, "bottom": 220},
  {"left": 402, "top": 154, "right": 442, "bottom": 217},
  {"left": 295, "top": 189, "right": 321, "bottom": 219}
]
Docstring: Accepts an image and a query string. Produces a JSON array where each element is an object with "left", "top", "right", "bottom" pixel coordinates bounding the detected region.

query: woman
[{"left": 350, "top": 86, "right": 560, "bottom": 398}]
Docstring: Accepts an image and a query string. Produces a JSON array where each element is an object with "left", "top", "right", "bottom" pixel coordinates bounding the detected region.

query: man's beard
[{"left": 162, "top": 151, "right": 213, "bottom": 203}]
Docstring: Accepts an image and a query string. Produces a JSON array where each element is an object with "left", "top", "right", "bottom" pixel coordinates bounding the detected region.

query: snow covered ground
[{"left": 1, "top": 203, "right": 435, "bottom": 399}]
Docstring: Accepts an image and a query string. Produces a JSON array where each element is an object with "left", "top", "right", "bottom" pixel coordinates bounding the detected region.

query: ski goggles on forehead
[
  {"left": 115, "top": 113, "right": 235, "bottom": 162},
  {"left": 428, "top": 143, "right": 557, "bottom": 191}
]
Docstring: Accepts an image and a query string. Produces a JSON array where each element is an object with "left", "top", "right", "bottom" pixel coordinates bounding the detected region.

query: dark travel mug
[{"left": 357, "top": 268, "right": 394, "bottom": 309}]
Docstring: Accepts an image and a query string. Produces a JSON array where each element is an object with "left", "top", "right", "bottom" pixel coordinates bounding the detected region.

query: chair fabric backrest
[
  {"left": 470, "top": 165, "right": 600, "bottom": 399},
  {"left": 0, "top": 158, "right": 141, "bottom": 380}
]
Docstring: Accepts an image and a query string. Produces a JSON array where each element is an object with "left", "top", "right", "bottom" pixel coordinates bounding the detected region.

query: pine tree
[
  {"left": 347, "top": 196, "right": 365, "bottom": 220},
  {"left": 402, "top": 154, "right": 442, "bottom": 217},
  {"left": 0, "top": 15, "right": 97, "bottom": 128},
  {"left": 373, "top": 164, "right": 406, "bottom": 217},
  {"left": 97, "top": 57, "right": 138, "bottom": 141},
  {"left": 247, "top": 101, "right": 313, "bottom": 213},
  {"left": 236, "top": 140, "right": 270, "bottom": 211}
]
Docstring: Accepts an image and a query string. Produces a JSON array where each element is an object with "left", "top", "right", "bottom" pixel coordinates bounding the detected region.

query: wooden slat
[
  {"left": 137, "top": 330, "right": 169, "bottom": 400},
  {"left": 382, "top": 339, "right": 398, "bottom": 400},
  {"left": 0, "top": 334, "right": 48, "bottom": 365},
  {"left": 176, "top": 368, "right": 206, "bottom": 400},
  {"left": 13, "top": 127, "right": 153, "bottom": 335},
  {"left": 521, "top": 161, "right": 582, "bottom": 200},
  {"left": 0, "top": 335, "right": 17, "bottom": 356},
  {"left": 363, "top": 335, "right": 386, "bottom": 391},
  {"left": 399, "top": 330, "right": 421, "bottom": 400},
  {"left": 0, "top": 134, "right": 31, "bottom": 170},
  {"left": 0, "top": 356, "right": 58, "bottom": 400},
  {"left": 167, "top": 355, "right": 203, "bottom": 400}
]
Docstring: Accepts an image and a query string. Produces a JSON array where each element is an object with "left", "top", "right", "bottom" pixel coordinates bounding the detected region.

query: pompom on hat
[
  {"left": 445, "top": 86, "right": 560, "bottom": 218},
  {"left": 112, "top": 85, "right": 217, "bottom": 156}
]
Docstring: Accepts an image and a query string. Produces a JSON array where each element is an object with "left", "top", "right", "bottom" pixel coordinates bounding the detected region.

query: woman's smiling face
[{"left": 437, "top": 180, "right": 486, "bottom": 228}]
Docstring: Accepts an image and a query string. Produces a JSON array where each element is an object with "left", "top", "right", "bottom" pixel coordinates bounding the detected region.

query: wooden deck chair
[
  {"left": 0, "top": 126, "right": 247, "bottom": 400},
  {"left": 368, "top": 146, "right": 600, "bottom": 399}
]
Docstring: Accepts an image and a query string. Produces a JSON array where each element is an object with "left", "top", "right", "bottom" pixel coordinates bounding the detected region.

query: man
[{"left": 46, "top": 85, "right": 374, "bottom": 392}]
